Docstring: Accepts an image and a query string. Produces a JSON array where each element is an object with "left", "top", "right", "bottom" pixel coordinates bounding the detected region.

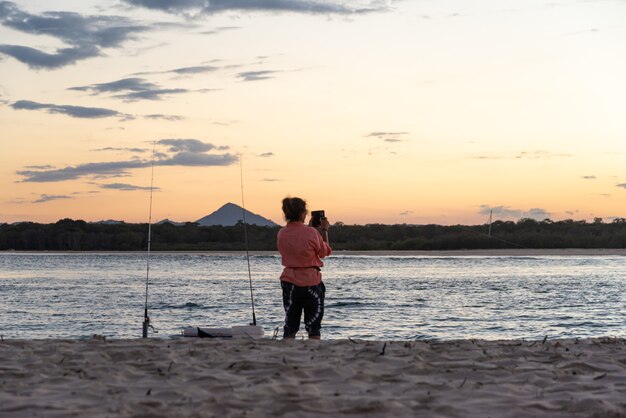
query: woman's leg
[
  {"left": 281, "top": 281, "right": 303, "bottom": 338},
  {"left": 303, "top": 282, "right": 325, "bottom": 339}
]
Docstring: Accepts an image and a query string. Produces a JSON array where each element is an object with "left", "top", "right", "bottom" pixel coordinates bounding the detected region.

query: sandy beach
[{"left": 1, "top": 337, "right": 624, "bottom": 417}]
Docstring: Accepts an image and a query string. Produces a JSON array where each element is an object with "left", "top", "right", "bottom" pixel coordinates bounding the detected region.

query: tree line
[{"left": 1, "top": 217, "right": 626, "bottom": 251}]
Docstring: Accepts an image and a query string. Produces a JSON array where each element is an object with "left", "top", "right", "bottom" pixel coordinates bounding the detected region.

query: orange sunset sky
[{"left": 1, "top": 0, "right": 625, "bottom": 225}]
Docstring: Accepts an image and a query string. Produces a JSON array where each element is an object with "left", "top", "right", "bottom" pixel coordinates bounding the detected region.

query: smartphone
[{"left": 311, "top": 210, "right": 325, "bottom": 227}]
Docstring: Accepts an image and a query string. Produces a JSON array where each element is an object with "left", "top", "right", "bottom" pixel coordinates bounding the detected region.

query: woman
[{"left": 277, "top": 197, "right": 331, "bottom": 339}]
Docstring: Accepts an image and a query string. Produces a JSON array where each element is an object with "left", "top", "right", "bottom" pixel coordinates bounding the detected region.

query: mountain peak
[{"left": 195, "top": 203, "right": 279, "bottom": 227}]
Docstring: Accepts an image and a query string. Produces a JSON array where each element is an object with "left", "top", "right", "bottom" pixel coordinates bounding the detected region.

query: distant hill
[
  {"left": 195, "top": 203, "right": 279, "bottom": 227},
  {"left": 157, "top": 218, "right": 185, "bottom": 226},
  {"left": 91, "top": 220, "right": 124, "bottom": 225}
]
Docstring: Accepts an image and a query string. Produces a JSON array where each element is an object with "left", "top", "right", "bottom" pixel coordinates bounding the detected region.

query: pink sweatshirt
[{"left": 277, "top": 222, "right": 332, "bottom": 287}]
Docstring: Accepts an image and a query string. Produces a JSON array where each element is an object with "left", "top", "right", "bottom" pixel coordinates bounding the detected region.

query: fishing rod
[
  {"left": 142, "top": 141, "right": 158, "bottom": 338},
  {"left": 453, "top": 211, "right": 528, "bottom": 249},
  {"left": 239, "top": 153, "right": 257, "bottom": 326}
]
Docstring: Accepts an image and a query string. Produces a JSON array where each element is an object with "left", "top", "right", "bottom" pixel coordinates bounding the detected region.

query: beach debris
[
  {"left": 458, "top": 377, "right": 467, "bottom": 388},
  {"left": 91, "top": 334, "right": 106, "bottom": 341},
  {"left": 167, "top": 361, "right": 174, "bottom": 373},
  {"left": 380, "top": 342, "right": 387, "bottom": 356},
  {"left": 593, "top": 373, "right": 607, "bottom": 380},
  {"left": 146, "top": 388, "right": 151, "bottom": 396},
  {"left": 542, "top": 335, "right": 548, "bottom": 345}
]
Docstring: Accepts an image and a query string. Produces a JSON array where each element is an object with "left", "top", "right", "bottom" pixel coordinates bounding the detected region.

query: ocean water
[{"left": 0, "top": 253, "right": 624, "bottom": 340}]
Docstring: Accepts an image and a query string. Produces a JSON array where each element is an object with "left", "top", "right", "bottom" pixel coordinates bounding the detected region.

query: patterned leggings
[{"left": 281, "top": 281, "right": 325, "bottom": 338}]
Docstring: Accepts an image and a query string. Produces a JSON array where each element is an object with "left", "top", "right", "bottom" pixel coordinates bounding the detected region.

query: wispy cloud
[
  {"left": 17, "top": 139, "right": 237, "bottom": 182},
  {"left": 99, "top": 183, "right": 158, "bottom": 191},
  {"left": 479, "top": 205, "right": 551, "bottom": 220},
  {"left": 0, "top": 2, "right": 150, "bottom": 69},
  {"left": 122, "top": 0, "right": 388, "bottom": 16},
  {"left": 93, "top": 147, "right": 148, "bottom": 153},
  {"left": 515, "top": 151, "right": 571, "bottom": 159},
  {"left": 366, "top": 131, "right": 409, "bottom": 142},
  {"left": 258, "top": 152, "right": 275, "bottom": 158},
  {"left": 132, "top": 63, "right": 228, "bottom": 77},
  {"left": 262, "top": 178, "right": 282, "bottom": 182},
  {"left": 473, "top": 150, "right": 572, "bottom": 160},
  {"left": 32, "top": 194, "right": 73, "bottom": 203},
  {"left": 237, "top": 70, "right": 279, "bottom": 82},
  {"left": 11, "top": 100, "right": 130, "bottom": 119},
  {"left": 69, "top": 77, "right": 214, "bottom": 102},
  {"left": 399, "top": 210, "right": 413, "bottom": 216},
  {"left": 581, "top": 175, "right": 596, "bottom": 180},
  {"left": 23, "top": 164, "right": 55, "bottom": 169},
  {"left": 201, "top": 26, "right": 240, "bottom": 35},
  {"left": 169, "top": 65, "right": 222, "bottom": 75},
  {"left": 616, "top": 183, "right": 626, "bottom": 189},
  {"left": 144, "top": 114, "right": 184, "bottom": 121}
]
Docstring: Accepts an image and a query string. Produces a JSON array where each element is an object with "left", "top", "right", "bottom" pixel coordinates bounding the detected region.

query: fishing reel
[{"left": 142, "top": 315, "right": 158, "bottom": 338}]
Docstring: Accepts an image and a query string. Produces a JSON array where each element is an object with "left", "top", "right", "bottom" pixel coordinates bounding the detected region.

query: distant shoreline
[{"left": 2, "top": 249, "right": 626, "bottom": 256}]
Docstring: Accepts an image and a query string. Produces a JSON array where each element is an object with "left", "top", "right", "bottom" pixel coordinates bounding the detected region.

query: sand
[{"left": 1, "top": 337, "right": 625, "bottom": 417}]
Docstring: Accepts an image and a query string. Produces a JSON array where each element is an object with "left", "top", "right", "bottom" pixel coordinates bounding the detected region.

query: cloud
[
  {"left": 399, "top": 210, "right": 413, "bottom": 216},
  {"left": 169, "top": 65, "right": 221, "bottom": 75},
  {"left": 201, "top": 26, "right": 240, "bottom": 35},
  {"left": 473, "top": 150, "right": 572, "bottom": 160},
  {"left": 366, "top": 131, "right": 409, "bottom": 142},
  {"left": 144, "top": 114, "right": 184, "bottom": 121},
  {"left": 69, "top": 77, "right": 213, "bottom": 102},
  {"left": 32, "top": 194, "right": 73, "bottom": 203},
  {"left": 581, "top": 175, "right": 596, "bottom": 180},
  {"left": 122, "top": 0, "right": 387, "bottom": 16},
  {"left": 133, "top": 63, "right": 226, "bottom": 77},
  {"left": 99, "top": 183, "right": 158, "bottom": 191},
  {"left": 18, "top": 160, "right": 147, "bottom": 182},
  {"left": 262, "top": 178, "right": 282, "bottom": 182},
  {"left": 479, "top": 205, "right": 551, "bottom": 220},
  {"left": 367, "top": 131, "right": 409, "bottom": 137},
  {"left": 11, "top": 100, "right": 129, "bottom": 119},
  {"left": 616, "top": 183, "right": 626, "bottom": 189},
  {"left": 525, "top": 208, "right": 551, "bottom": 219},
  {"left": 258, "top": 152, "right": 275, "bottom": 158},
  {"left": 0, "top": 2, "right": 150, "bottom": 69},
  {"left": 0, "top": 44, "right": 100, "bottom": 69},
  {"left": 237, "top": 70, "right": 279, "bottom": 81},
  {"left": 93, "top": 147, "right": 148, "bottom": 153},
  {"left": 70, "top": 78, "right": 156, "bottom": 94},
  {"left": 515, "top": 151, "right": 571, "bottom": 159},
  {"left": 17, "top": 139, "right": 237, "bottom": 182},
  {"left": 157, "top": 138, "right": 228, "bottom": 153},
  {"left": 23, "top": 164, "right": 54, "bottom": 169}
]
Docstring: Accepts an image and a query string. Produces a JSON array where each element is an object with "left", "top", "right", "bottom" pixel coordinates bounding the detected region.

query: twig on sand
[
  {"left": 542, "top": 335, "right": 548, "bottom": 345},
  {"left": 593, "top": 373, "right": 607, "bottom": 380},
  {"left": 380, "top": 342, "right": 387, "bottom": 356},
  {"left": 348, "top": 337, "right": 358, "bottom": 344},
  {"left": 458, "top": 377, "right": 467, "bottom": 388},
  {"left": 167, "top": 361, "right": 174, "bottom": 373}
]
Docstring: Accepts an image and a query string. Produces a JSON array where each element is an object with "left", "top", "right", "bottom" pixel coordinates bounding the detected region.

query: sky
[{"left": 1, "top": 0, "right": 625, "bottom": 225}]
